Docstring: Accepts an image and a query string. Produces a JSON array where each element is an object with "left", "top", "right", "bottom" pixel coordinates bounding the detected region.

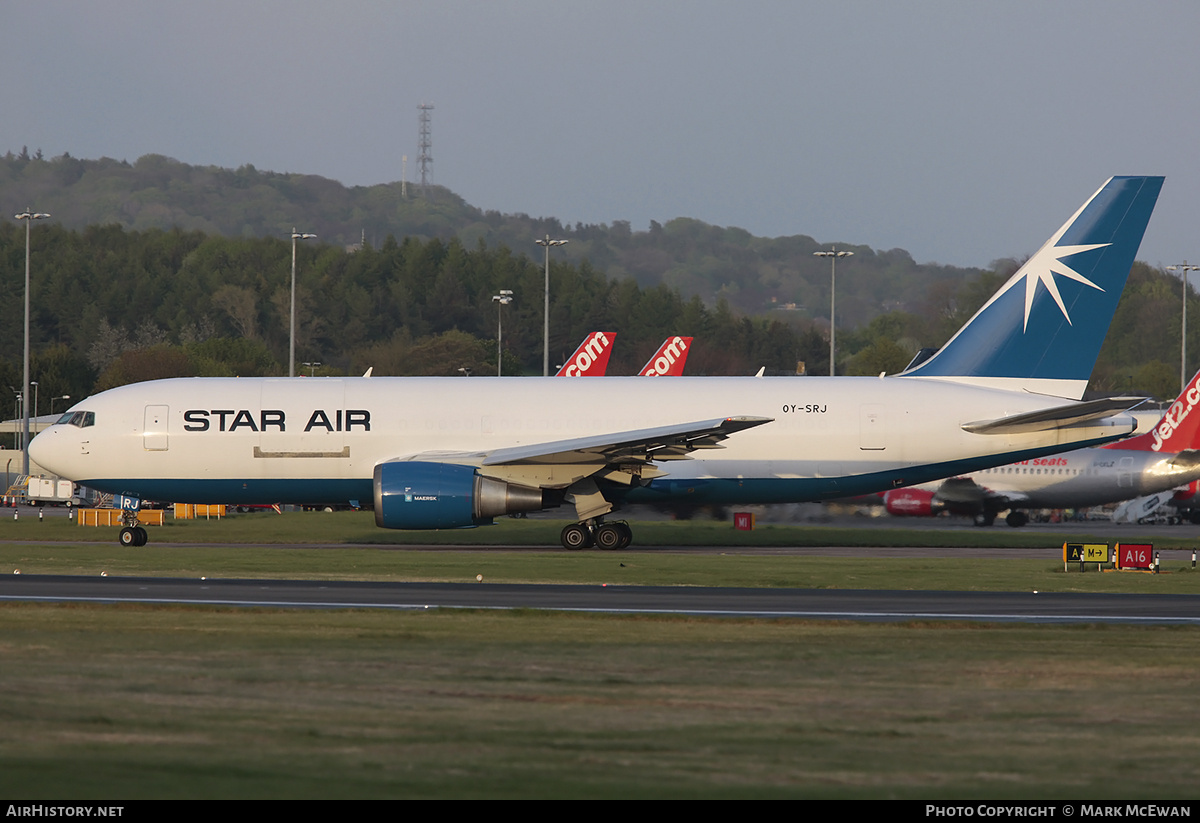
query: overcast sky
[{"left": 3, "top": 1, "right": 1196, "bottom": 269}]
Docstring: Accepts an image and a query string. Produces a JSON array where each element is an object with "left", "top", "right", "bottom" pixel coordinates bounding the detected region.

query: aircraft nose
[{"left": 28, "top": 427, "right": 63, "bottom": 475}]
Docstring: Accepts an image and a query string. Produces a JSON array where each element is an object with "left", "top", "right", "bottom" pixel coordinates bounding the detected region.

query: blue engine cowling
[{"left": 373, "top": 461, "right": 545, "bottom": 529}]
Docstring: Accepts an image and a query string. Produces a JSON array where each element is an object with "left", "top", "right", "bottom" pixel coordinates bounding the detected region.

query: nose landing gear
[
  {"left": 116, "top": 495, "right": 149, "bottom": 546},
  {"left": 119, "top": 525, "right": 148, "bottom": 547}
]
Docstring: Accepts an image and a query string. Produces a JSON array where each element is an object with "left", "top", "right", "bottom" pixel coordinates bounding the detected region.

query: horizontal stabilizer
[
  {"left": 962, "top": 397, "right": 1144, "bottom": 435},
  {"left": 1105, "top": 367, "right": 1200, "bottom": 453}
]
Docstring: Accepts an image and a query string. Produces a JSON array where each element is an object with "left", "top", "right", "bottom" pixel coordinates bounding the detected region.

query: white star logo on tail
[{"left": 994, "top": 220, "right": 1110, "bottom": 332}]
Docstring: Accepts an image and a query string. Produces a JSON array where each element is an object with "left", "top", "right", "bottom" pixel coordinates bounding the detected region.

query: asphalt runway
[{"left": 3, "top": 573, "right": 1200, "bottom": 624}]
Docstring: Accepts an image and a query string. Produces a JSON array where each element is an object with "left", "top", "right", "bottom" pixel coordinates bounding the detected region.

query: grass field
[
  {"left": 3, "top": 510, "right": 1199, "bottom": 592},
  {"left": 2, "top": 510, "right": 1199, "bottom": 798},
  {"left": 5, "top": 506, "right": 1200, "bottom": 548},
  {"left": 2, "top": 604, "right": 1199, "bottom": 799}
]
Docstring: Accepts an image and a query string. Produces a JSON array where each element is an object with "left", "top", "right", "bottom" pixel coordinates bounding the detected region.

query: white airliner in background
[
  {"left": 883, "top": 367, "right": 1200, "bottom": 526},
  {"left": 30, "top": 176, "right": 1164, "bottom": 549}
]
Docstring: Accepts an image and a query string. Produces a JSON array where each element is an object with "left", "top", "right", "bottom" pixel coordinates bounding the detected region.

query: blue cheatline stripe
[
  {"left": 80, "top": 432, "right": 1127, "bottom": 517},
  {"left": 79, "top": 478, "right": 374, "bottom": 506},
  {"left": 632, "top": 433, "right": 1130, "bottom": 504}
]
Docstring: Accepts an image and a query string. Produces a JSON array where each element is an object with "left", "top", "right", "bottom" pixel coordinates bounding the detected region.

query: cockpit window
[{"left": 57, "top": 411, "right": 95, "bottom": 428}]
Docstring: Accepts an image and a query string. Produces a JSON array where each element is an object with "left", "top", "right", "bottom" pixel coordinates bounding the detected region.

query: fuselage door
[
  {"left": 860, "top": 404, "right": 886, "bottom": 450},
  {"left": 144, "top": 405, "right": 169, "bottom": 451},
  {"left": 1118, "top": 456, "right": 1135, "bottom": 488}
]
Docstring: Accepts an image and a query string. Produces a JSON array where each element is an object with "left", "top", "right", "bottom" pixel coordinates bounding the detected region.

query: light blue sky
[{"left": 3, "top": 1, "right": 1196, "bottom": 269}]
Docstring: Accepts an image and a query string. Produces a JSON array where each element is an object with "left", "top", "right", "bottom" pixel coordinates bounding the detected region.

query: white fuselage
[
  {"left": 30, "top": 375, "right": 1135, "bottom": 509},
  {"left": 939, "top": 448, "right": 1200, "bottom": 510}
]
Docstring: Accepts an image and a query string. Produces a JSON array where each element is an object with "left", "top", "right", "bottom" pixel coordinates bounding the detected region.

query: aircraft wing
[
  {"left": 481, "top": 416, "right": 773, "bottom": 466},
  {"left": 390, "top": 415, "right": 772, "bottom": 472},
  {"left": 962, "top": 397, "right": 1145, "bottom": 435},
  {"left": 387, "top": 416, "right": 774, "bottom": 494}
]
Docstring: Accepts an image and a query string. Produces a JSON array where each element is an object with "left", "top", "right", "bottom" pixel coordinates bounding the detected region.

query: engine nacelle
[
  {"left": 374, "top": 461, "right": 545, "bottom": 529},
  {"left": 883, "top": 488, "right": 941, "bottom": 517}
]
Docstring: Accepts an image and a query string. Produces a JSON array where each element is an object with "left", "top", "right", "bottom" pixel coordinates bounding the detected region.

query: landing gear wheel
[
  {"left": 595, "top": 522, "right": 629, "bottom": 551},
  {"left": 1005, "top": 511, "right": 1028, "bottom": 528},
  {"left": 973, "top": 513, "right": 995, "bottom": 527},
  {"left": 615, "top": 522, "right": 632, "bottom": 549},
  {"left": 120, "top": 526, "right": 149, "bottom": 547},
  {"left": 561, "top": 523, "right": 593, "bottom": 550}
]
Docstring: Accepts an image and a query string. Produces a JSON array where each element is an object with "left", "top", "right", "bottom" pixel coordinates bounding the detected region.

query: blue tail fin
[{"left": 900, "top": 176, "right": 1164, "bottom": 398}]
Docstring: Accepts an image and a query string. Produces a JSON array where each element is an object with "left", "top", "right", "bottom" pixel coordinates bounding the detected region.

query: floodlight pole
[
  {"left": 1167, "top": 262, "right": 1200, "bottom": 392},
  {"left": 16, "top": 208, "right": 50, "bottom": 475},
  {"left": 535, "top": 235, "right": 568, "bottom": 376},
  {"left": 492, "top": 290, "right": 513, "bottom": 376},
  {"left": 814, "top": 248, "right": 853, "bottom": 376},
  {"left": 290, "top": 228, "right": 316, "bottom": 377}
]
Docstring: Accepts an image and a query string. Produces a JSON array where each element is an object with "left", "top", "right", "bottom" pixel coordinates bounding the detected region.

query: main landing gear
[
  {"left": 1005, "top": 511, "right": 1028, "bottom": 528},
  {"left": 560, "top": 519, "right": 633, "bottom": 550}
]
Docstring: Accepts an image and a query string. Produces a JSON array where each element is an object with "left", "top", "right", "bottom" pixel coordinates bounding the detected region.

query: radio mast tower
[{"left": 418, "top": 103, "right": 434, "bottom": 194}]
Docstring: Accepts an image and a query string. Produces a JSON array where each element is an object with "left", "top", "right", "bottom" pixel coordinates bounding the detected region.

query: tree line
[
  {"left": 2, "top": 218, "right": 1188, "bottom": 400},
  {"left": 0, "top": 223, "right": 838, "bottom": 433},
  {"left": 1, "top": 149, "right": 983, "bottom": 325}
]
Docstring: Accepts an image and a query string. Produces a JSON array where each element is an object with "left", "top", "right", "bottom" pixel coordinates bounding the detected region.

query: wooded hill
[{"left": 1, "top": 149, "right": 979, "bottom": 326}]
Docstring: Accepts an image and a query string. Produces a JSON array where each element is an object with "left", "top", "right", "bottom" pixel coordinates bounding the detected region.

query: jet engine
[
  {"left": 882, "top": 488, "right": 942, "bottom": 517},
  {"left": 373, "top": 461, "right": 545, "bottom": 529}
]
